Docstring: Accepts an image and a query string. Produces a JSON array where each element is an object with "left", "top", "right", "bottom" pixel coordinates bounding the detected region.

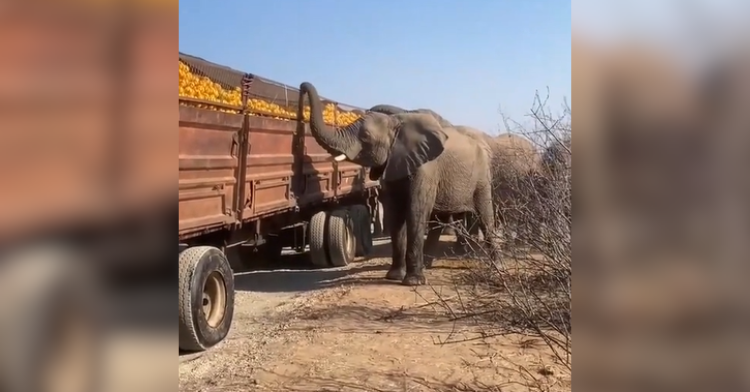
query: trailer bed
[{"left": 178, "top": 106, "right": 378, "bottom": 240}]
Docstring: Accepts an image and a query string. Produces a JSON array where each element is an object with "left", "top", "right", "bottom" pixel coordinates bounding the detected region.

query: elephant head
[
  {"left": 300, "top": 82, "right": 449, "bottom": 182},
  {"left": 369, "top": 105, "right": 454, "bottom": 128}
]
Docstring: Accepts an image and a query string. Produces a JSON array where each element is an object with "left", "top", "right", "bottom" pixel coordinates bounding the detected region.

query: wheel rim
[
  {"left": 202, "top": 271, "right": 227, "bottom": 328},
  {"left": 41, "top": 303, "right": 94, "bottom": 392}
]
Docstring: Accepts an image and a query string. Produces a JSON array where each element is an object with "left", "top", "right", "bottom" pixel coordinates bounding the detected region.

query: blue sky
[{"left": 179, "top": 1, "right": 570, "bottom": 134}]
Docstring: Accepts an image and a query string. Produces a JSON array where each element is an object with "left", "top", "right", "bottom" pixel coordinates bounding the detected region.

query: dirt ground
[{"left": 178, "top": 237, "right": 570, "bottom": 392}]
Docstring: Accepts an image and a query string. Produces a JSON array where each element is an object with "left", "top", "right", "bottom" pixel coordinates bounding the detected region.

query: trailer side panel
[{"left": 178, "top": 107, "right": 242, "bottom": 236}]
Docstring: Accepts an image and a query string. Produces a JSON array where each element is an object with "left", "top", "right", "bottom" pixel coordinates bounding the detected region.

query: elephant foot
[
  {"left": 385, "top": 267, "right": 406, "bottom": 281},
  {"left": 424, "top": 256, "right": 435, "bottom": 269},
  {"left": 401, "top": 273, "right": 426, "bottom": 286}
]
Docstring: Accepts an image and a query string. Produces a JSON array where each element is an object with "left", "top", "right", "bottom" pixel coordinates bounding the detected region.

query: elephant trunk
[
  {"left": 299, "top": 82, "right": 363, "bottom": 160},
  {"left": 369, "top": 104, "right": 407, "bottom": 115}
]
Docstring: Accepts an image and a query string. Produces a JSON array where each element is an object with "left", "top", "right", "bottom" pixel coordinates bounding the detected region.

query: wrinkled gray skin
[
  {"left": 369, "top": 105, "right": 478, "bottom": 262},
  {"left": 369, "top": 105, "right": 508, "bottom": 254},
  {"left": 369, "top": 105, "right": 454, "bottom": 128},
  {"left": 371, "top": 105, "right": 549, "bottom": 250},
  {"left": 370, "top": 106, "right": 547, "bottom": 255},
  {"left": 300, "top": 82, "right": 496, "bottom": 286}
]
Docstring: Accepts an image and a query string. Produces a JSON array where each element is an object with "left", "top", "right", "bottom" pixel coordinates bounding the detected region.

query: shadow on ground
[
  {"left": 232, "top": 239, "right": 391, "bottom": 293},
  {"left": 233, "top": 262, "right": 389, "bottom": 293},
  {"left": 233, "top": 237, "right": 473, "bottom": 294}
]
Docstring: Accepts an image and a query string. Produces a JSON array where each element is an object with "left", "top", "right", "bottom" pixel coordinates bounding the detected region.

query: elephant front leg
[
  {"left": 403, "top": 183, "right": 436, "bottom": 286},
  {"left": 385, "top": 212, "right": 407, "bottom": 281}
]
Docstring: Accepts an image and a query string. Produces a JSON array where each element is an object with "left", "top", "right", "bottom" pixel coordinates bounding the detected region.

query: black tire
[
  {"left": 309, "top": 211, "right": 329, "bottom": 267},
  {"left": 327, "top": 208, "right": 356, "bottom": 267},
  {"left": 178, "top": 246, "right": 235, "bottom": 352},
  {"left": 348, "top": 205, "right": 373, "bottom": 257},
  {"left": 0, "top": 246, "right": 101, "bottom": 392}
]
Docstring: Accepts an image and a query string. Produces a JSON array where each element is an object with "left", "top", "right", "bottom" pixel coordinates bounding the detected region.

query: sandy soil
[{"left": 178, "top": 237, "right": 570, "bottom": 392}]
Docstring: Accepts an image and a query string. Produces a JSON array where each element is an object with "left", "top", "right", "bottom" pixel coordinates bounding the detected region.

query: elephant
[
  {"left": 368, "top": 105, "right": 543, "bottom": 251},
  {"left": 300, "top": 82, "right": 497, "bottom": 285},
  {"left": 368, "top": 105, "right": 478, "bottom": 260}
]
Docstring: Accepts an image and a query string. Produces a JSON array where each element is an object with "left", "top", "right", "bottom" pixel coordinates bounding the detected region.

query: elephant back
[
  {"left": 491, "top": 133, "right": 541, "bottom": 178},
  {"left": 411, "top": 109, "right": 453, "bottom": 128},
  {"left": 451, "top": 126, "right": 494, "bottom": 164},
  {"left": 368, "top": 105, "right": 454, "bottom": 129}
]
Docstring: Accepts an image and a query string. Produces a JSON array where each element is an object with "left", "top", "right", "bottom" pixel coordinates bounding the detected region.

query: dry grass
[
  {"left": 426, "top": 91, "right": 572, "bottom": 391},
  {"left": 179, "top": 93, "right": 571, "bottom": 392},
  {"left": 178, "top": 251, "right": 571, "bottom": 392},
  {"left": 247, "top": 265, "right": 570, "bottom": 392}
]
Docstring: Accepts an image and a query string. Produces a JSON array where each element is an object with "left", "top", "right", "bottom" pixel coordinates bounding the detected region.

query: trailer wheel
[
  {"left": 309, "top": 211, "right": 329, "bottom": 267},
  {"left": 327, "top": 208, "right": 356, "bottom": 267},
  {"left": 348, "top": 205, "right": 373, "bottom": 257},
  {"left": 0, "top": 245, "right": 101, "bottom": 392},
  {"left": 179, "top": 246, "right": 235, "bottom": 352}
]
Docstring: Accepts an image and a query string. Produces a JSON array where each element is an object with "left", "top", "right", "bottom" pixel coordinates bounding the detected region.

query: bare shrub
[{"left": 430, "top": 90, "right": 572, "bottom": 391}]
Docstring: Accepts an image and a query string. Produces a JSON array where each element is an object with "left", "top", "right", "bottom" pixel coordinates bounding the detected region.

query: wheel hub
[{"left": 202, "top": 271, "right": 227, "bottom": 328}]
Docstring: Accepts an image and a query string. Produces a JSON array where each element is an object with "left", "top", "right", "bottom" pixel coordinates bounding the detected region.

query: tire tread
[
  {"left": 309, "top": 211, "right": 329, "bottom": 267},
  {"left": 328, "top": 209, "right": 355, "bottom": 267},
  {"left": 179, "top": 246, "right": 234, "bottom": 352}
]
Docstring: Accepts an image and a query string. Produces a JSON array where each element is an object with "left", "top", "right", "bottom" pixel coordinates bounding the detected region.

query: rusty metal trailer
[{"left": 177, "top": 54, "right": 380, "bottom": 352}]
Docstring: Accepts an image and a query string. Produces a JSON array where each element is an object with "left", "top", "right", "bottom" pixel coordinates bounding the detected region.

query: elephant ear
[{"left": 382, "top": 114, "right": 449, "bottom": 181}]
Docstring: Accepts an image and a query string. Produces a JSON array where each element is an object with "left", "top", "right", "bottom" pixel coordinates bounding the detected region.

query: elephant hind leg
[
  {"left": 451, "top": 213, "right": 472, "bottom": 255},
  {"left": 424, "top": 218, "right": 442, "bottom": 269},
  {"left": 474, "top": 185, "right": 500, "bottom": 261},
  {"left": 452, "top": 213, "right": 478, "bottom": 255}
]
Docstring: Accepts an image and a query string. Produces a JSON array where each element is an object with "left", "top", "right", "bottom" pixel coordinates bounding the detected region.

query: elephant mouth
[
  {"left": 369, "top": 164, "right": 386, "bottom": 181},
  {"left": 332, "top": 152, "right": 384, "bottom": 181},
  {"left": 329, "top": 116, "right": 403, "bottom": 179}
]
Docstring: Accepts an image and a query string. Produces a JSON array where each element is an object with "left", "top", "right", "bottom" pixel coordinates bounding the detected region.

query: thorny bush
[{"left": 431, "top": 91, "right": 572, "bottom": 380}]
